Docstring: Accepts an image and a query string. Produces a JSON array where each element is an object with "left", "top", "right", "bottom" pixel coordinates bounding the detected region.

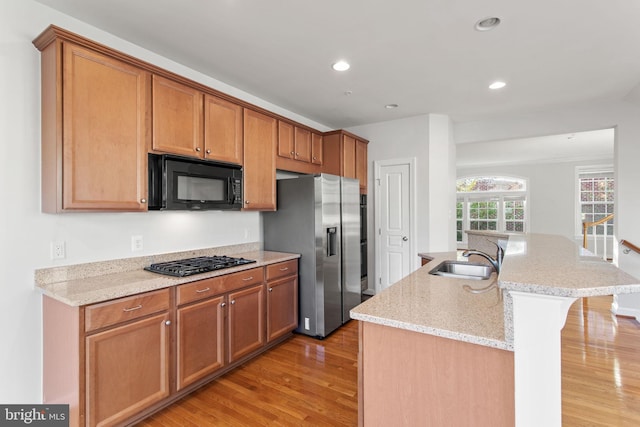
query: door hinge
[{"left": 376, "top": 178, "right": 381, "bottom": 186}]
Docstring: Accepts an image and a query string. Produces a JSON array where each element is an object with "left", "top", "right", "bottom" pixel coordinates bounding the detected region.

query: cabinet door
[
  {"left": 294, "top": 127, "right": 312, "bottom": 162},
  {"left": 356, "top": 140, "right": 368, "bottom": 193},
  {"left": 227, "top": 284, "right": 265, "bottom": 363},
  {"left": 277, "top": 121, "right": 294, "bottom": 159},
  {"left": 86, "top": 312, "right": 170, "bottom": 426},
  {"left": 152, "top": 75, "right": 203, "bottom": 157},
  {"left": 61, "top": 43, "right": 149, "bottom": 211},
  {"left": 311, "top": 132, "right": 323, "bottom": 165},
  {"left": 204, "top": 95, "right": 243, "bottom": 164},
  {"left": 176, "top": 296, "right": 225, "bottom": 391},
  {"left": 342, "top": 135, "right": 357, "bottom": 179},
  {"left": 267, "top": 275, "right": 298, "bottom": 342},
  {"left": 243, "top": 109, "right": 277, "bottom": 210}
]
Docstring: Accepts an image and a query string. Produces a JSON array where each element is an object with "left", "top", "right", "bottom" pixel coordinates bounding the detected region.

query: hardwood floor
[
  {"left": 138, "top": 296, "right": 640, "bottom": 426},
  {"left": 562, "top": 296, "right": 640, "bottom": 426},
  {"left": 138, "top": 322, "right": 358, "bottom": 426}
]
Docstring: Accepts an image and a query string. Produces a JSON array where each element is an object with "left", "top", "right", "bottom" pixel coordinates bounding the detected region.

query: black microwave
[{"left": 148, "top": 154, "right": 242, "bottom": 210}]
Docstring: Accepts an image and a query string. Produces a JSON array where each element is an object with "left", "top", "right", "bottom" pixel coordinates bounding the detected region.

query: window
[
  {"left": 577, "top": 169, "right": 614, "bottom": 236},
  {"left": 456, "top": 176, "right": 528, "bottom": 244}
]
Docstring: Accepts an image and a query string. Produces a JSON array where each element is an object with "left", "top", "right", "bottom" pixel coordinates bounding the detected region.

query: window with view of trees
[
  {"left": 578, "top": 169, "right": 614, "bottom": 236},
  {"left": 456, "top": 176, "right": 527, "bottom": 244}
]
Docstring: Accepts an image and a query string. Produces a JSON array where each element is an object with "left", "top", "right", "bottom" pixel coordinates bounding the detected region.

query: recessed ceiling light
[
  {"left": 385, "top": 104, "right": 399, "bottom": 109},
  {"left": 489, "top": 81, "right": 506, "bottom": 90},
  {"left": 332, "top": 61, "right": 350, "bottom": 71},
  {"left": 475, "top": 17, "right": 501, "bottom": 31}
]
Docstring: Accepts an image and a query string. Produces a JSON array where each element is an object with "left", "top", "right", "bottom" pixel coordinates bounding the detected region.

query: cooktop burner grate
[{"left": 144, "top": 255, "right": 256, "bottom": 277}]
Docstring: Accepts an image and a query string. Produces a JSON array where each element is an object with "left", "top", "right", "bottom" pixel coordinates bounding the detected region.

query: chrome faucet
[{"left": 462, "top": 240, "right": 504, "bottom": 274}]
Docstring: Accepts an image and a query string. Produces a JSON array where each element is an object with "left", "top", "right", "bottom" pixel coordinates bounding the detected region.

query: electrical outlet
[
  {"left": 131, "top": 235, "right": 143, "bottom": 252},
  {"left": 51, "top": 241, "right": 66, "bottom": 260}
]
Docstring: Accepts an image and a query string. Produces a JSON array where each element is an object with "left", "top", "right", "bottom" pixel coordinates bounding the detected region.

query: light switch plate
[{"left": 131, "top": 235, "right": 143, "bottom": 252}]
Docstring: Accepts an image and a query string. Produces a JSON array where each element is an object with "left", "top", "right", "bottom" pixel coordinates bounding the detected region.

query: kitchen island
[{"left": 351, "top": 233, "right": 640, "bottom": 427}]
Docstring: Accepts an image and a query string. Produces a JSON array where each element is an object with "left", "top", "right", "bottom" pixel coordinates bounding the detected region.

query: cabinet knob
[
  {"left": 140, "top": 198, "right": 147, "bottom": 204},
  {"left": 290, "top": 151, "right": 294, "bottom": 155},
  {"left": 245, "top": 201, "right": 250, "bottom": 204},
  {"left": 313, "top": 156, "right": 317, "bottom": 160},
  {"left": 231, "top": 300, "right": 236, "bottom": 305},
  {"left": 295, "top": 152, "right": 299, "bottom": 156},
  {"left": 206, "top": 149, "right": 211, "bottom": 154},
  {"left": 221, "top": 302, "right": 226, "bottom": 308},
  {"left": 165, "top": 320, "right": 171, "bottom": 326},
  {"left": 195, "top": 147, "right": 201, "bottom": 152},
  {"left": 268, "top": 287, "right": 273, "bottom": 292}
]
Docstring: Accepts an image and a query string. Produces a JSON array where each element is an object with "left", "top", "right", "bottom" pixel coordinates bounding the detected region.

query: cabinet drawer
[
  {"left": 85, "top": 289, "right": 170, "bottom": 333},
  {"left": 266, "top": 260, "right": 298, "bottom": 281},
  {"left": 176, "top": 267, "right": 264, "bottom": 306}
]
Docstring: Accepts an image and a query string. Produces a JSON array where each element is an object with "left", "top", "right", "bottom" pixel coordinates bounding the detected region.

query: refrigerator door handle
[{"left": 327, "top": 227, "right": 338, "bottom": 257}]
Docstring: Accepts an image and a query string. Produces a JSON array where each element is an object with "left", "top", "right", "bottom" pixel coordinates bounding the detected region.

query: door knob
[{"left": 402, "top": 236, "right": 408, "bottom": 241}]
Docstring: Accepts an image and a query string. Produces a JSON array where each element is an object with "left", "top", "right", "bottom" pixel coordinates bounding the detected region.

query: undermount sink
[{"left": 428, "top": 260, "right": 494, "bottom": 281}]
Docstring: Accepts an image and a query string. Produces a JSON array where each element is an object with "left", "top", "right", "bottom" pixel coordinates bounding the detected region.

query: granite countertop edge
[
  {"left": 351, "top": 251, "right": 509, "bottom": 352},
  {"left": 35, "top": 249, "right": 299, "bottom": 307},
  {"left": 350, "top": 312, "right": 512, "bottom": 351},
  {"left": 354, "top": 234, "right": 640, "bottom": 352}
]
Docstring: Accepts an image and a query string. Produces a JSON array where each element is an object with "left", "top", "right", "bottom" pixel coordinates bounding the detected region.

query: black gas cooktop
[{"left": 144, "top": 255, "right": 256, "bottom": 277}]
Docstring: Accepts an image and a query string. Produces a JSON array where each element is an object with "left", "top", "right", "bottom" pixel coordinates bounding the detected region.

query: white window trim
[
  {"left": 456, "top": 175, "right": 530, "bottom": 245},
  {"left": 574, "top": 164, "right": 614, "bottom": 239}
]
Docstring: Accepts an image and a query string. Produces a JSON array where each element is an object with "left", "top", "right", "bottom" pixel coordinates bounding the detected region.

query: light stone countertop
[
  {"left": 35, "top": 247, "right": 299, "bottom": 307},
  {"left": 351, "top": 252, "right": 509, "bottom": 350},
  {"left": 351, "top": 233, "right": 640, "bottom": 352},
  {"left": 499, "top": 233, "right": 640, "bottom": 297}
]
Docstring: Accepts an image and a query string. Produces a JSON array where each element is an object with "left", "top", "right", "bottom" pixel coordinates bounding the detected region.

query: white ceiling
[
  {"left": 34, "top": 0, "right": 640, "bottom": 130},
  {"left": 457, "top": 128, "right": 615, "bottom": 168}
]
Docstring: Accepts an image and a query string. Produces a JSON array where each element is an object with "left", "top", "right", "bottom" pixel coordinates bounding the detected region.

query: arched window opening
[{"left": 456, "top": 176, "right": 528, "bottom": 245}]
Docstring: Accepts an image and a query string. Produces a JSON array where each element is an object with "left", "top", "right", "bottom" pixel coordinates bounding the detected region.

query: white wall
[
  {"left": 348, "top": 114, "right": 457, "bottom": 289},
  {"left": 455, "top": 100, "right": 640, "bottom": 299},
  {"left": 0, "top": 0, "right": 330, "bottom": 403},
  {"left": 458, "top": 160, "right": 614, "bottom": 242},
  {"left": 348, "top": 115, "right": 429, "bottom": 282}
]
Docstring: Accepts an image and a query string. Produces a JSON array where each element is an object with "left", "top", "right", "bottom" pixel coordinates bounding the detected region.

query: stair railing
[
  {"left": 582, "top": 213, "right": 615, "bottom": 260},
  {"left": 620, "top": 239, "right": 640, "bottom": 255}
]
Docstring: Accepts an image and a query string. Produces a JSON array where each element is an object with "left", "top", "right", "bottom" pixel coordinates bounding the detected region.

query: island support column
[{"left": 510, "top": 291, "right": 577, "bottom": 427}]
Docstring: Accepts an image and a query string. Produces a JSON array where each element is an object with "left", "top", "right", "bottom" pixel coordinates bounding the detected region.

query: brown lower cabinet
[{"left": 43, "top": 259, "right": 298, "bottom": 427}]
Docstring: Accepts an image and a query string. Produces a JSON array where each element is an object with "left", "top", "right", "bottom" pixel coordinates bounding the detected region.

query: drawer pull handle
[
  {"left": 195, "top": 287, "right": 211, "bottom": 293},
  {"left": 279, "top": 267, "right": 289, "bottom": 271},
  {"left": 123, "top": 305, "right": 142, "bottom": 312},
  {"left": 242, "top": 276, "right": 254, "bottom": 281}
]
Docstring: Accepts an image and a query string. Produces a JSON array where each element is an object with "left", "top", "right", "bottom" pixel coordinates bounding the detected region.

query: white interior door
[{"left": 375, "top": 159, "right": 415, "bottom": 292}]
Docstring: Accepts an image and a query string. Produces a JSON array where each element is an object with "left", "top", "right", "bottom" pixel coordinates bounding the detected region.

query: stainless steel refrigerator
[{"left": 263, "top": 174, "right": 361, "bottom": 338}]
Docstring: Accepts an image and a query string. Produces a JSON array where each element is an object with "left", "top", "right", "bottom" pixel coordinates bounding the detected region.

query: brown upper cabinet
[
  {"left": 151, "top": 75, "right": 203, "bottom": 157},
  {"left": 243, "top": 109, "right": 277, "bottom": 210},
  {"left": 33, "top": 26, "right": 369, "bottom": 213},
  {"left": 277, "top": 121, "right": 314, "bottom": 164},
  {"left": 35, "top": 36, "right": 150, "bottom": 212},
  {"left": 311, "top": 132, "right": 323, "bottom": 165},
  {"left": 152, "top": 76, "right": 243, "bottom": 165},
  {"left": 204, "top": 94, "right": 243, "bottom": 165},
  {"left": 323, "top": 130, "right": 369, "bottom": 194}
]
